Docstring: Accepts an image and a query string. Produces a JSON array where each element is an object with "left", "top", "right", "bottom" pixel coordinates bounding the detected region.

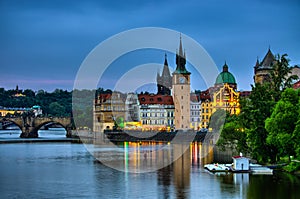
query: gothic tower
[
  {"left": 172, "top": 36, "right": 191, "bottom": 130},
  {"left": 254, "top": 48, "right": 275, "bottom": 84},
  {"left": 157, "top": 54, "right": 172, "bottom": 95}
]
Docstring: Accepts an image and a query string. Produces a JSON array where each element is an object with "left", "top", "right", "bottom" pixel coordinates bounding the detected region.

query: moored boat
[{"left": 204, "top": 163, "right": 230, "bottom": 172}]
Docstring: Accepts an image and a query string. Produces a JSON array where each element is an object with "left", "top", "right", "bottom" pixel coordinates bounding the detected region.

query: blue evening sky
[{"left": 0, "top": 0, "right": 299, "bottom": 92}]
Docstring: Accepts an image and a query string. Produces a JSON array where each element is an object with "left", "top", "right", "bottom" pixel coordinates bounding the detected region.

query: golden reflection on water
[{"left": 89, "top": 139, "right": 216, "bottom": 174}]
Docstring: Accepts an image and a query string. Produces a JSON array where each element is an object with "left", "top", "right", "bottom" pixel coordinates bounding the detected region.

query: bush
[{"left": 283, "top": 161, "right": 300, "bottom": 173}]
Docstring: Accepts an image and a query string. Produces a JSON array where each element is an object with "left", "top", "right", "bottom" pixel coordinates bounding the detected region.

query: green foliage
[
  {"left": 209, "top": 109, "right": 226, "bottom": 133},
  {"left": 48, "top": 102, "right": 66, "bottom": 116},
  {"left": 270, "top": 54, "right": 298, "bottom": 99},
  {"left": 115, "top": 117, "right": 124, "bottom": 129},
  {"left": 217, "top": 113, "right": 248, "bottom": 154},
  {"left": 0, "top": 88, "right": 72, "bottom": 116},
  {"left": 244, "top": 83, "right": 275, "bottom": 162},
  {"left": 265, "top": 88, "right": 299, "bottom": 160},
  {"left": 283, "top": 161, "right": 300, "bottom": 173}
]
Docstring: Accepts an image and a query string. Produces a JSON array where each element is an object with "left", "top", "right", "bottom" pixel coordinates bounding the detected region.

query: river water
[{"left": 0, "top": 130, "right": 299, "bottom": 199}]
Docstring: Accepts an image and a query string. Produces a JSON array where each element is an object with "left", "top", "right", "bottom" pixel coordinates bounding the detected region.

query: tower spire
[
  {"left": 179, "top": 33, "right": 183, "bottom": 56},
  {"left": 174, "top": 35, "right": 190, "bottom": 75},
  {"left": 223, "top": 61, "right": 228, "bottom": 72},
  {"left": 255, "top": 57, "right": 260, "bottom": 67},
  {"left": 164, "top": 53, "right": 168, "bottom": 66}
]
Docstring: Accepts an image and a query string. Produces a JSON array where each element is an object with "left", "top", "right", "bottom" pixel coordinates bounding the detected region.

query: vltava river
[{"left": 0, "top": 130, "right": 299, "bottom": 198}]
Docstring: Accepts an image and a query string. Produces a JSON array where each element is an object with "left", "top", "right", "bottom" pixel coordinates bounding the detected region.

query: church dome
[{"left": 215, "top": 63, "right": 236, "bottom": 85}]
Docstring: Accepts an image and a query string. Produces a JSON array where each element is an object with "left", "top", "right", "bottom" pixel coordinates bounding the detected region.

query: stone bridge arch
[
  {"left": 1, "top": 116, "right": 72, "bottom": 138},
  {"left": 0, "top": 117, "right": 23, "bottom": 131},
  {"left": 27, "top": 117, "right": 72, "bottom": 138}
]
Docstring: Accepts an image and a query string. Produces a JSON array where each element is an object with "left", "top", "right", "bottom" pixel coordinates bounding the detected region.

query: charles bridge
[{"left": 0, "top": 115, "right": 72, "bottom": 138}]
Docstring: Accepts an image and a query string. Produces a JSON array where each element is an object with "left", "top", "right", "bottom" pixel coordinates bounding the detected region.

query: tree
[
  {"left": 270, "top": 54, "right": 298, "bottom": 101},
  {"left": 209, "top": 109, "right": 226, "bottom": 133},
  {"left": 23, "top": 89, "right": 35, "bottom": 97},
  {"left": 292, "top": 118, "right": 300, "bottom": 158},
  {"left": 244, "top": 83, "right": 276, "bottom": 163},
  {"left": 48, "top": 102, "right": 66, "bottom": 116},
  {"left": 265, "top": 88, "right": 299, "bottom": 161},
  {"left": 217, "top": 113, "right": 248, "bottom": 154}
]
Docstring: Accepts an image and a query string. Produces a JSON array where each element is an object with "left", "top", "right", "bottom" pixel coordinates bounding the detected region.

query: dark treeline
[
  {"left": 0, "top": 88, "right": 112, "bottom": 128},
  {"left": 0, "top": 88, "right": 72, "bottom": 117}
]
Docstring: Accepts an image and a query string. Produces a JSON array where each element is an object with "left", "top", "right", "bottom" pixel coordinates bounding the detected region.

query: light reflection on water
[
  {"left": 0, "top": 128, "right": 67, "bottom": 139},
  {"left": 0, "top": 131, "right": 299, "bottom": 198}
]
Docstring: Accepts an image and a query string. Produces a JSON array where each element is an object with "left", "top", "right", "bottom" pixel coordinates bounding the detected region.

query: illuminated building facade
[
  {"left": 0, "top": 106, "right": 31, "bottom": 117},
  {"left": 138, "top": 94, "right": 174, "bottom": 131},
  {"left": 199, "top": 63, "right": 240, "bottom": 129},
  {"left": 93, "top": 92, "right": 126, "bottom": 132},
  {"left": 190, "top": 93, "right": 201, "bottom": 130}
]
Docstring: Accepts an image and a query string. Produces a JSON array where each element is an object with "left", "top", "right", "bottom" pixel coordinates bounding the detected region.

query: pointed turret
[
  {"left": 162, "top": 53, "right": 171, "bottom": 78},
  {"left": 157, "top": 53, "right": 172, "bottom": 95},
  {"left": 261, "top": 48, "right": 275, "bottom": 68},
  {"left": 164, "top": 53, "right": 168, "bottom": 66},
  {"left": 174, "top": 35, "right": 190, "bottom": 75},
  {"left": 179, "top": 34, "right": 183, "bottom": 57},
  {"left": 223, "top": 61, "right": 228, "bottom": 72},
  {"left": 255, "top": 57, "right": 260, "bottom": 67},
  {"left": 253, "top": 48, "right": 276, "bottom": 84}
]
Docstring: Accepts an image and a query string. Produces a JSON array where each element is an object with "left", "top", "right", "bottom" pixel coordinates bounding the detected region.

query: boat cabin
[{"left": 232, "top": 156, "right": 249, "bottom": 171}]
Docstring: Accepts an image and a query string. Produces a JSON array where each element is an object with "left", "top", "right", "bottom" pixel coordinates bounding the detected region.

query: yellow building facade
[{"left": 200, "top": 63, "right": 240, "bottom": 129}]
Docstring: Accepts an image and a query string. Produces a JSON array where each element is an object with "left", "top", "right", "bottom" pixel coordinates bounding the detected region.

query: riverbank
[
  {"left": 104, "top": 131, "right": 208, "bottom": 142},
  {"left": 0, "top": 137, "right": 80, "bottom": 144}
]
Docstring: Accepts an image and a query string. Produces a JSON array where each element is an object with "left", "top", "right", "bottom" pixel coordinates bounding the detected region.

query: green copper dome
[{"left": 215, "top": 63, "right": 236, "bottom": 85}]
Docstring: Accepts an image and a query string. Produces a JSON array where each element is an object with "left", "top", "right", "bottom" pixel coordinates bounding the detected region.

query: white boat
[
  {"left": 250, "top": 163, "right": 273, "bottom": 175},
  {"left": 204, "top": 164, "right": 230, "bottom": 172}
]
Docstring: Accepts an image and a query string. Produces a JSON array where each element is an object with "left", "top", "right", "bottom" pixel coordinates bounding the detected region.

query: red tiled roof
[
  {"left": 293, "top": 80, "right": 300, "bottom": 89},
  {"left": 232, "top": 156, "right": 248, "bottom": 159},
  {"left": 96, "top": 93, "right": 112, "bottom": 103},
  {"left": 138, "top": 94, "right": 174, "bottom": 105}
]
